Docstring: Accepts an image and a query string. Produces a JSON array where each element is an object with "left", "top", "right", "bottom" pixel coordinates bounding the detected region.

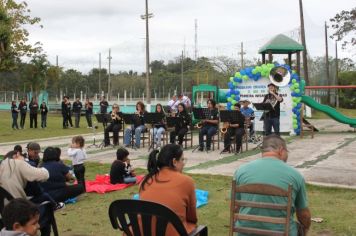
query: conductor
[{"left": 262, "top": 83, "right": 283, "bottom": 136}]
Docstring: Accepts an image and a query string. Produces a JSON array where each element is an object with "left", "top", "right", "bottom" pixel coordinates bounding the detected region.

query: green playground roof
[{"left": 258, "top": 34, "right": 304, "bottom": 54}]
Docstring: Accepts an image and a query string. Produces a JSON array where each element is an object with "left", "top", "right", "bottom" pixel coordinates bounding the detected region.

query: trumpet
[
  {"left": 220, "top": 122, "right": 230, "bottom": 134},
  {"left": 111, "top": 112, "right": 121, "bottom": 121}
]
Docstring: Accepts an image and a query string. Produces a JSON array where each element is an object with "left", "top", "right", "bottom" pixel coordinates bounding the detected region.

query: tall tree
[
  {"left": 0, "top": 0, "right": 42, "bottom": 70},
  {"left": 329, "top": 7, "right": 356, "bottom": 49}
]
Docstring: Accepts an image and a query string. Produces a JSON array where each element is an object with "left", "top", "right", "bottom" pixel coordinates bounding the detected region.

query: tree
[
  {"left": 0, "top": 0, "right": 42, "bottom": 70},
  {"left": 329, "top": 7, "right": 356, "bottom": 49}
]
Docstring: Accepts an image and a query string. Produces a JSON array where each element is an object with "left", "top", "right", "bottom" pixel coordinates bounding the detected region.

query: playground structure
[{"left": 191, "top": 34, "right": 356, "bottom": 132}]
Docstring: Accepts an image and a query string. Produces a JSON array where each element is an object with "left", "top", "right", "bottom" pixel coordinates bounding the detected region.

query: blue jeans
[
  {"left": 12, "top": 113, "right": 19, "bottom": 129},
  {"left": 199, "top": 126, "right": 217, "bottom": 148},
  {"left": 264, "top": 117, "right": 280, "bottom": 136},
  {"left": 150, "top": 127, "right": 166, "bottom": 147},
  {"left": 124, "top": 125, "right": 145, "bottom": 147},
  {"left": 124, "top": 176, "right": 137, "bottom": 184}
]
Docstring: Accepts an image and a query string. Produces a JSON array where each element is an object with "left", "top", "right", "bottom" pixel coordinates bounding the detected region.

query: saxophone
[{"left": 220, "top": 122, "right": 230, "bottom": 134}]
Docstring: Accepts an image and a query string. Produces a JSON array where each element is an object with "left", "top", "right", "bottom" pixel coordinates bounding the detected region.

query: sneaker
[
  {"left": 198, "top": 147, "right": 204, "bottom": 152},
  {"left": 221, "top": 148, "right": 230, "bottom": 153},
  {"left": 54, "top": 202, "right": 65, "bottom": 211},
  {"left": 206, "top": 147, "right": 211, "bottom": 152}
]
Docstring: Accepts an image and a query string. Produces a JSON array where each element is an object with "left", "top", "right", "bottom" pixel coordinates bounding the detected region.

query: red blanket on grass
[{"left": 85, "top": 174, "right": 144, "bottom": 194}]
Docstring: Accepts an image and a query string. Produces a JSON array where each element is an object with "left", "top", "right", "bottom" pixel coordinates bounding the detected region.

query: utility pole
[
  {"left": 299, "top": 0, "right": 309, "bottom": 85},
  {"left": 239, "top": 42, "right": 246, "bottom": 68},
  {"left": 335, "top": 41, "right": 339, "bottom": 108},
  {"left": 181, "top": 50, "right": 184, "bottom": 94},
  {"left": 325, "top": 21, "right": 330, "bottom": 104},
  {"left": 107, "top": 49, "right": 112, "bottom": 100},
  {"left": 194, "top": 19, "right": 198, "bottom": 62},
  {"left": 99, "top": 52, "right": 101, "bottom": 94},
  {"left": 141, "top": 0, "right": 153, "bottom": 105}
]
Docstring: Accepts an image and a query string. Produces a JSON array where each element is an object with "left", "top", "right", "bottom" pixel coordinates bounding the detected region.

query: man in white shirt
[
  {"left": 178, "top": 94, "right": 191, "bottom": 108},
  {"left": 167, "top": 95, "right": 179, "bottom": 112}
]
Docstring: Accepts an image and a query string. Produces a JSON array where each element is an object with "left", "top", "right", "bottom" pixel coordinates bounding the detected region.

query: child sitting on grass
[
  {"left": 0, "top": 199, "right": 40, "bottom": 236},
  {"left": 67, "top": 135, "right": 87, "bottom": 192},
  {"left": 110, "top": 147, "right": 136, "bottom": 184}
]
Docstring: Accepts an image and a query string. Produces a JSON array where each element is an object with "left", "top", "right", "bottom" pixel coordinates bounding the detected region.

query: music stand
[
  {"left": 87, "top": 123, "right": 100, "bottom": 148},
  {"left": 192, "top": 107, "right": 208, "bottom": 120},
  {"left": 122, "top": 114, "right": 139, "bottom": 149},
  {"left": 94, "top": 114, "right": 112, "bottom": 148},
  {"left": 166, "top": 116, "right": 182, "bottom": 128},
  {"left": 252, "top": 103, "right": 273, "bottom": 149},
  {"left": 144, "top": 113, "right": 164, "bottom": 151}
]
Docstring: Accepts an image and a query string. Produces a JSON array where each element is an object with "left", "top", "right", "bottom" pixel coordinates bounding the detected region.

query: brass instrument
[
  {"left": 196, "top": 121, "right": 203, "bottom": 129},
  {"left": 269, "top": 65, "right": 291, "bottom": 87},
  {"left": 220, "top": 122, "right": 230, "bottom": 134},
  {"left": 111, "top": 112, "right": 121, "bottom": 121}
]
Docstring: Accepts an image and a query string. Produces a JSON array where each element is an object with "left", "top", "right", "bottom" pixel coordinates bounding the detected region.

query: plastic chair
[{"left": 109, "top": 199, "right": 208, "bottom": 236}]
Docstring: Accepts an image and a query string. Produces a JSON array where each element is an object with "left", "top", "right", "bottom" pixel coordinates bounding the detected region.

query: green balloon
[
  {"left": 293, "top": 124, "right": 298, "bottom": 129},
  {"left": 252, "top": 69, "right": 257, "bottom": 74},
  {"left": 293, "top": 119, "right": 297, "bottom": 124},
  {"left": 227, "top": 97, "right": 232, "bottom": 102},
  {"left": 231, "top": 94, "right": 235, "bottom": 98},
  {"left": 292, "top": 102, "right": 297, "bottom": 107},
  {"left": 242, "top": 75, "right": 249, "bottom": 80},
  {"left": 235, "top": 72, "right": 241, "bottom": 78},
  {"left": 233, "top": 82, "right": 237, "bottom": 86},
  {"left": 230, "top": 77, "right": 234, "bottom": 82},
  {"left": 256, "top": 66, "right": 262, "bottom": 72},
  {"left": 293, "top": 114, "right": 297, "bottom": 118},
  {"left": 295, "top": 89, "right": 300, "bottom": 93},
  {"left": 292, "top": 79, "right": 297, "bottom": 84},
  {"left": 231, "top": 100, "right": 237, "bottom": 105},
  {"left": 294, "top": 83, "right": 300, "bottom": 88}
]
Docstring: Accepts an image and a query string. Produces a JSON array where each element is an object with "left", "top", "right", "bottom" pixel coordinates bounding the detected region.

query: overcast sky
[{"left": 26, "top": 0, "right": 355, "bottom": 73}]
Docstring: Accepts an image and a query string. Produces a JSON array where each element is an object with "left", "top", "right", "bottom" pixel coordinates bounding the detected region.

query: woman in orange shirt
[{"left": 139, "top": 144, "right": 197, "bottom": 235}]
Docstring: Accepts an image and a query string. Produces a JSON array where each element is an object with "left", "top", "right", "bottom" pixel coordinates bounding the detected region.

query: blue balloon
[
  {"left": 235, "top": 90, "right": 240, "bottom": 95},
  {"left": 236, "top": 96, "right": 240, "bottom": 101},
  {"left": 237, "top": 78, "right": 243, "bottom": 83},
  {"left": 226, "top": 91, "right": 231, "bottom": 97},
  {"left": 240, "top": 69, "right": 246, "bottom": 76},
  {"left": 233, "top": 77, "right": 239, "bottom": 82},
  {"left": 227, "top": 102, "right": 232, "bottom": 107}
]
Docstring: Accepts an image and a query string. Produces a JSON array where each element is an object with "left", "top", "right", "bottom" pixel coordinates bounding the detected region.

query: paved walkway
[{"left": 1, "top": 119, "right": 355, "bottom": 188}]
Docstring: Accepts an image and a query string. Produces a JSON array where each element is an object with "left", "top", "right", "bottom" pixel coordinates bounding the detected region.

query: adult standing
[
  {"left": 39, "top": 101, "right": 48, "bottom": 129},
  {"left": 65, "top": 96, "right": 73, "bottom": 128},
  {"left": 84, "top": 97, "right": 93, "bottom": 128},
  {"left": 99, "top": 96, "right": 109, "bottom": 127},
  {"left": 61, "top": 96, "right": 68, "bottom": 129},
  {"left": 29, "top": 97, "right": 38, "bottom": 128},
  {"left": 19, "top": 97, "right": 27, "bottom": 129},
  {"left": 262, "top": 83, "right": 283, "bottom": 136},
  {"left": 72, "top": 97, "right": 82, "bottom": 128},
  {"left": 11, "top": 101, "right": 19, "bottom": 130},
  {"left": 234, "top": 135, "right": 311, "bottom": 235}
]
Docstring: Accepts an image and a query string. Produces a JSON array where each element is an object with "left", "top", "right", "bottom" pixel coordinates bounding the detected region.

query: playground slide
[{"left": 301, "top": 95, "right": 356, "bottom": 128}]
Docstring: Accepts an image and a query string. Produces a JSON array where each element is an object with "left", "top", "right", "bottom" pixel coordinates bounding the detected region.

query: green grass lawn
[
  {"left": 0, "top": 111, "right": 100, "bottom": 143},
  {"left": 55, "top": 162, "right": 356, "bottom": 236}
]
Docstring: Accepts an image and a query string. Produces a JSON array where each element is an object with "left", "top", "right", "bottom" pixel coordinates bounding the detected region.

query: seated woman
[
  {"left": 124, "top": 101, "right": 147, "bottom": 149},
  {"left": 139, "top": 144, "right": 197, "bottom": 236},
  {"left": 40, "top": 147, "right": 84, "bottom": 202},
  {"left": 170, "top": 103, "right": 190, "bottom": 146},
  {"left": 110, "top": 147, "right": 136, "bottom": 184},
  {"left": 151, "top": 103, "right": 167, "bottom": 148}
]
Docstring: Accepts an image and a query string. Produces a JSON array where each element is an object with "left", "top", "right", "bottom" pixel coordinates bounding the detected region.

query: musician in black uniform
[
  {"left": 99, "top": 96, "right": 109, "bottom": 127},
  {"left": 151, "top": 103, "right": 167, "bottom": 148},
  {"left": 39, "top": 101, "right": 48, "bottom": 128},
  {"left": 221, "top": 103, "right": 245, "bottom": 153},
  {"left": 29, "top": 97, "right": 38, "bottom": 128},
  {"left": 84, "top": 98, "right": 93, "bottom": 128},
  {"left": 66, "top": 96, "right": 73, "bottom": 128},
  {"left": 19, "top": 97, "right": 27, "bottom": 129},
  {"left": 104, "top": 104, "right": 123, "bottom": 147},
  {"left": 170, "top": 103, "right": 190, "bottom": 146},
  {"left": 198, "top": 99, "right": 219, "bottom": 151},
  {"left": 72, "top": 97, "right": 82, "bottom": 128},
  {"left": 11, "top": 100, "right": 19, "bottom": 130},
  {"left": 262, "top": 83, "right": 283, "bottom": 136}
]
